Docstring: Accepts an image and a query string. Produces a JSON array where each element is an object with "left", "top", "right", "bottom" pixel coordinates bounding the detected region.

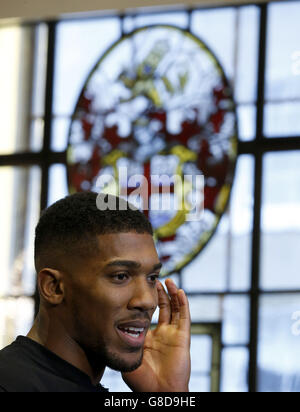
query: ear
[{"left": 37, "top": 268, "right": 65, "bottom": 305}]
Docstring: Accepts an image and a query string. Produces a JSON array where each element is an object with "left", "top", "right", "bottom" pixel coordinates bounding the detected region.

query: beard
[
  {"left": 79, "top": 335, "right": 144, "bottom": 373},
  {"left": 101, "top": 343, "right": 144, "bottom": 372},
  {"left": 71, "top": 307, "right": 144, "bottom": 373}
]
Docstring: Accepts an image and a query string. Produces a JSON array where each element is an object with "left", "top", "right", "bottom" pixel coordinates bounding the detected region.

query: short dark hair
[{"left": 34, "top": 192, "right": 153, "bottom": 273}]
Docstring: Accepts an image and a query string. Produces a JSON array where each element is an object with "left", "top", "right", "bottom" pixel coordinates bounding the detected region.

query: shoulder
[
  {"left": 0, "top": 339, "right": 43, "bottom": 392},
  {"left": 0, "top": 342, "right": 21, "bottom": 391}
]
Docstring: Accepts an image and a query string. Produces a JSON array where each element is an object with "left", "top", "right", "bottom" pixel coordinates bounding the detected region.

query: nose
[{"left": 127, "top": 277, "right": 157, "bottom": 312}]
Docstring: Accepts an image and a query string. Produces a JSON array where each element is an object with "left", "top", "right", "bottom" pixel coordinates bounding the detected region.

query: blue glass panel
[
  {"left": 221, "top": 347, "right": 248, "bottom": 392},
  {"left": 237, "top": 105, "right": 256, "bottom": 141},
  {"left": 191, "top": 335, "right": 212, "bottom": 373},
  {"left": 54, "top": 18, "right": 121, "bottom": 115},
  {"left": 51, "top": 117, "right": 70, "bottom": 151},
  {"left": 261, "top": 151, "right": 300, "bottom": 290},
  {"left": 266, "top": 1, "right": 300, "bottom": 100},
  {"left": 191, "top": 8, "right": 236, "bottom": 81},
  {"left": 264, "top": 102, "right": 300, "bottom": 138},
  {"left": 258, "top": 294, "right": 300, "bottom": 392},
  {"left": 48, "top": 164, "right": 69, "bottom": 207},
  {"left": 222, "top": 295, "right": 250, "bottom": 345},
  {"left": 234, "top": 6, "right": 259, "bottom": 104}
]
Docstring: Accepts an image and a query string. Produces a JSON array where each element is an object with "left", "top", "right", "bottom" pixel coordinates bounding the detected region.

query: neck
[{"left": 27, "top": 307, "right": 105, "bottom": 386}]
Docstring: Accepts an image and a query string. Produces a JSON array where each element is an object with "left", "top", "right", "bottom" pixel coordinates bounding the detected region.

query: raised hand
[{"left": 122, "top": 278, "right": 191, "bottom": 392}]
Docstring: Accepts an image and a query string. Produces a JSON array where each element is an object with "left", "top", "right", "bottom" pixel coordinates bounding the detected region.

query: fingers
[
  {"left": 177, "top": 289, "right": 191, "bottom": 333},
  {"left": 165, "top": 279, "right": 181, "bottom": 326},
  {"left": 156, "top": 279, "right": 191, "bottom": 331},
  {"left": 156, "top": 280, "right": 171, "bottom": 325}
]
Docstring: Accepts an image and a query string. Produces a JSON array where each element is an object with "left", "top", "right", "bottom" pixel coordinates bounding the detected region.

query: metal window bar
[{"left": 248, "top": 2, "right": 267, "bottom": 393}]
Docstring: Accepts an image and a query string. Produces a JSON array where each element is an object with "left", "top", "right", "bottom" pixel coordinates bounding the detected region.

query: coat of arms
[{"left": 67, "top": 25, "right": 238, "bottom": 276}]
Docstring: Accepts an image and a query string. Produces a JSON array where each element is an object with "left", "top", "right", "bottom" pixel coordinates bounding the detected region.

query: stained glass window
[{"left": 66, "top": 24, "right": 238, "bottom": 276}]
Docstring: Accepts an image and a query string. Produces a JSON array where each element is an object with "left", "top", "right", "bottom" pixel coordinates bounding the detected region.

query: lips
[
  {"left": 117, "top": 320, "right": 149, "bottom": 329},
  {"left": 116, "top": 320, "right": 149, "bottom": 348}
]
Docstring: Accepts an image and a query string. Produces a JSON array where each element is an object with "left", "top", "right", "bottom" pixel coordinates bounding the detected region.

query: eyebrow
[{"left": 105, "top": 259, "right": 162, "bottom": 272}]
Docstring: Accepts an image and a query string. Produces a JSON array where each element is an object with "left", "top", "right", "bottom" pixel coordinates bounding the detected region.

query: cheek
[{"left": 87, "top": 289, "right": 129, "bottom": 325}]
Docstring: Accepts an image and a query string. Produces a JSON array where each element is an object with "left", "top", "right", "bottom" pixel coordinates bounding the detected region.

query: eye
[
  {"left": 148, "top": 274, "right": 160, "bottom": 283},
  {"left": 112, "top": 273, "right": 129, "bottom": 282}
]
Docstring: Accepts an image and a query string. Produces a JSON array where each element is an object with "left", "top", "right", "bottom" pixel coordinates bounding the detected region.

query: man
[{"left": 0, "top": 192, "right": 191, "bottom": 392}]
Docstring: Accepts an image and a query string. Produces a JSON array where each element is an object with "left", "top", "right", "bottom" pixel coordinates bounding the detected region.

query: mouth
[{"left": 116, "top": 322, "right": 148, "bottom": 348}]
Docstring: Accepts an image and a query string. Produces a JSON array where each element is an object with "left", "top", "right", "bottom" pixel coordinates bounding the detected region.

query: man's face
[{"left": 64, "top": 231, "right": 161, "bottom": 373}]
